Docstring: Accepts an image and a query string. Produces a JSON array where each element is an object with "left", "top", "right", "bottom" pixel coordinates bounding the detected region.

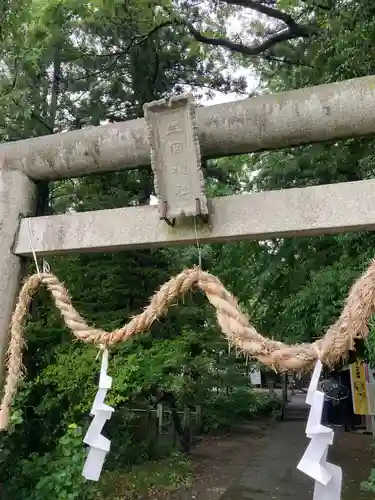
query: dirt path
[
  {"left": 159, "top": 419, "right": 374, "bottom": 500},
  {"left": 221, "top": 421, "right": 374, "bottom": 500},
  {"left": 220, "top": 420, "right": 310, "bottom": 500},
  {"left": 163, "top": 420, "right": 274, "bottom": 500}
]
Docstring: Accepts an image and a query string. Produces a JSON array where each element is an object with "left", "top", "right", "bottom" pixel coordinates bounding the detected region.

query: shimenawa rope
[{"left": 1, "top": 259, "right": 375, "bottom": 430}]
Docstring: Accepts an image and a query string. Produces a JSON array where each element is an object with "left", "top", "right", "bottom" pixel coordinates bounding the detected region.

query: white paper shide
[
  {"left": 82, "top": 348, "right": 114, "bottom": 481},
  {"left": 297, "top": 360, "right": 342, "bottom": 500}
]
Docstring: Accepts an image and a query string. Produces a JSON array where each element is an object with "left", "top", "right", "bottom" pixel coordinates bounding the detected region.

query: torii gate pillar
[{"left": 0, "top": 171, "right": 36, "bottom": 385}]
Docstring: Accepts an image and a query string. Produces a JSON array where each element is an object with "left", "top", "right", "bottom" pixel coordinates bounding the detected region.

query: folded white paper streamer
[
  {"left": 297, "top": 360, "right": 342, "bottom": 500},
  {"left": 82, "top": 349, "right": 114, "bottom": 481}
]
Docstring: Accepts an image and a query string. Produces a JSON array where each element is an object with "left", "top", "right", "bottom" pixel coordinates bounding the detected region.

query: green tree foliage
[
  {"left": 211, "top": 0, "right": 375, "bottom": 347},
  {"left": 3, "top": 0, "right": 375, "bottom": 497},
  {"left": 0, "top": 1, "right": 274, "bottom": 498}
]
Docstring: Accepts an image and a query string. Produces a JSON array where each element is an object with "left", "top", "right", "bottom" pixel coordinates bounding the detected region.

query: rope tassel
[{"left": 1, "top": 260, "right": 375, "bottom": 429}]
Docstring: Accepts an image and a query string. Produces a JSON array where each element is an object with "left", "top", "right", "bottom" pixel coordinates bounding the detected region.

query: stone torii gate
[{"left": 2, "top": 74, "right": 375, "bottom": 384}]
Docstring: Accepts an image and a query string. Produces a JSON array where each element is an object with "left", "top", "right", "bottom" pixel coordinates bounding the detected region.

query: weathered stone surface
[
  {"left": 144, "top": 94, "right": 207, "bottom": 220},
  {"left": 1, "top": 75, "right": 375, "bottom": 180},
  {"left": 0, "top": 171, "right": 36, "bottom": 384},
  {"left": 13, "top": 179, "right": 375, "bottom": 255}
]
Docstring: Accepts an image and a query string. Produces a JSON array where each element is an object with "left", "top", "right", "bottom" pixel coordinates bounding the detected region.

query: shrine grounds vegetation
[{"left": 2, "top": 0, "right": 375, "bottom": 498}]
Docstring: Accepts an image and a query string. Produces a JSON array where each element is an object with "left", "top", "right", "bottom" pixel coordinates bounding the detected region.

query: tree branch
[
  {"left": 301, "top": 0, "right": 333, "bottom": 10},
  {"left": 68, "top": 54, "right": 122, "bottom": 83},
  {"left": 64, "top": 4, "right": 317, "bottom": 89},
  {"left": 11, "top": 98, "right": 54, "bottom": 133},
  {"left": 264, "top": 54, "right": 314, "bottom": 68},
  {"left": 182, "top": 19, "right": 317, "bottom": 56},
  {"left": 30, "top": 110, "right": 54, "bottom": 133},
  {"left": 71, "top": 22, "right": 174, "bottom": 61},
  {"left": 137, "top": 4, "right": 319, "bottom": 60},
  {"left": 64, "top": 24, "right": 173, "bottom": 85},
  {"left": 221, "top": 0, "right": 299, "bottom": 27}
]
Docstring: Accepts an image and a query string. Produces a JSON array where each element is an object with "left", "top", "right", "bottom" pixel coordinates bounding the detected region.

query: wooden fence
[{"left": 124, "top": 404, "right": 203, "bottom": 454}]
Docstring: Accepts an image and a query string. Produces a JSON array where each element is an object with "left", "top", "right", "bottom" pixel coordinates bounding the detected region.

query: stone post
[{"left": 0, "top": 170, "right": 36, "bottom": 385}]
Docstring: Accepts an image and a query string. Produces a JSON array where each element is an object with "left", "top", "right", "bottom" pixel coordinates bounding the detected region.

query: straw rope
[{"left": 1, "top": 260, "right": 375, "bottom": 430}]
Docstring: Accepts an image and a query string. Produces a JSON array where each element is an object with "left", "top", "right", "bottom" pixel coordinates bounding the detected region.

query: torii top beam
[{"left": 1, "top": 75, "right": 375, "bottom": 181}]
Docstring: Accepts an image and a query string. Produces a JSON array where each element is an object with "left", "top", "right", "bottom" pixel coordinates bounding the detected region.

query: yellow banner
[{"left": 350, "top": 361, "right": 369, "bottom": 415}]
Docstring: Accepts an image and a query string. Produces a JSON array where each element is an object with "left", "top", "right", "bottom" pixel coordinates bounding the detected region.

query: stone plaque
[{"left": 144, "top": 94, "right": 208, "bottom": 220}]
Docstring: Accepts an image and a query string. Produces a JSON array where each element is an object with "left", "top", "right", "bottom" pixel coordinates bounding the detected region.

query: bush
[
  {"left": 1, "top": 415, "right": 190, "bottom": 500},
  {"left": 100, "top": 451, "right": 191, "bottom": 499},
  {"left": 0, "top": 387, "right": 280, "bottom": 499},
  {"left": 203, "top": 388, "right": 281, "bottom": 431},
  {"left": 361, "top": 468, "right": 375, "bottom": 493},
  {"left": 1, "top": 424, "right": 98, "bottom": 500}
]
